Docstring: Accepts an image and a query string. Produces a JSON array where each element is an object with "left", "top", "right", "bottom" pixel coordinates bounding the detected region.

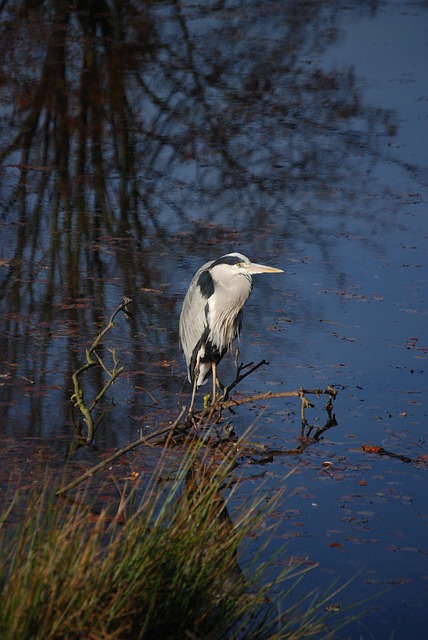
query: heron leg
[
  {"left": 188, "top": 379, "right": 198, "bottom": 415},
  {"left": 210, "top": 363, "right": 227, "bottom": 403},
  {"left": 212, "top": 361, "right": 217, "bottom": 404},
  {"left": 188, "top": 358, "right": 200, "bottom": 415},
  {"left": 205, "top": 363, "right": 228, "bottom": 406}
]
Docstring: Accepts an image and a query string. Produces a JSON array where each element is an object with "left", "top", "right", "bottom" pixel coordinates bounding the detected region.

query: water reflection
[{"left": 0, "top": 0, "right": 396, "bottom": 443}]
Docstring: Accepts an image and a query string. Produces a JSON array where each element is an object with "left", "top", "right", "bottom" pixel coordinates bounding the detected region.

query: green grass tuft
[{"left": 0, "top": 436, "right": 353, "bottom": 639}]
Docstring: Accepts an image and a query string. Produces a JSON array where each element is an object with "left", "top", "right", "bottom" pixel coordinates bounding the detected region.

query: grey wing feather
[{"left": 179, "top": 260, "right": 213, "bottom": 382}]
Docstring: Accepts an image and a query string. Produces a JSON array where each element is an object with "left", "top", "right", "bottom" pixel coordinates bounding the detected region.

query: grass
[{"left": 0, "top": 435, "right": 352, "bottom": 639}]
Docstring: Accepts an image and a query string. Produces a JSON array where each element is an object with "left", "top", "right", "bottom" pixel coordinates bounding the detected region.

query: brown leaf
[{"left": 362, "top": 445, "right": 381, "bottom": 454}]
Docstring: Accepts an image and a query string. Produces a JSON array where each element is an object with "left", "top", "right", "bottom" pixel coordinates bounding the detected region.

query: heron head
[{"left": 213, "top": 252, "right": 284, "bottom": 275}]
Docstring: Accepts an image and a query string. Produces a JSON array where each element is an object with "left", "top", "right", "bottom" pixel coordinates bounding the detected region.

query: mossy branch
[{"left": 70, "top": 297, "right": 132, "bottom": 446}]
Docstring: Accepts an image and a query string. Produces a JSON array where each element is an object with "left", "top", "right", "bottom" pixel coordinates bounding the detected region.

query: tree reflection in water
[{"left": 0, "top": 0, "right": 396, "bottom": 441}]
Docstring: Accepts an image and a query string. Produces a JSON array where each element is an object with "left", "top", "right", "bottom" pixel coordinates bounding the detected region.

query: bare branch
[
  {"left": 70, "top": 298, "right": 132, "bottom": 445},
  {"left": 219, "top": 386, "right": 337, "bottom": 412}
]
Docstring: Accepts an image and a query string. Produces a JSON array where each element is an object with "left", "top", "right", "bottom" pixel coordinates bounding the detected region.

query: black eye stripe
[{"left": 209, "top": 255, "right": 243, "bottom": 268}]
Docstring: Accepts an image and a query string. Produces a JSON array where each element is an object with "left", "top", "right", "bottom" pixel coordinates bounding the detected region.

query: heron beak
[{"left": 244, "top": 261, "right": 284, "bottom": 275}]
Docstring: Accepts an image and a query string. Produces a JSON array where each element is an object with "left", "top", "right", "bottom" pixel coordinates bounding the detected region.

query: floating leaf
[{"left": 362, "top": 445, "right": 381, "bottom": 454}]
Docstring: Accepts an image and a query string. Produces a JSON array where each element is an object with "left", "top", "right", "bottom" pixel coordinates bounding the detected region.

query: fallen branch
[
  {"left": 181, "top": 384, "right": 337, "bottom": 445},
  {"left": 185, "top": 387, "right": 337, "bottom": 429},
  {"left": 219, "top": 387, "right": 337, "bottom": 411}
]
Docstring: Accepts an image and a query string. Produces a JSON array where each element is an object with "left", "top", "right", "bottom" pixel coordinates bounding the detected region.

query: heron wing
[{"left": 179, "top": 260, "right": 214, "bottom": 384}]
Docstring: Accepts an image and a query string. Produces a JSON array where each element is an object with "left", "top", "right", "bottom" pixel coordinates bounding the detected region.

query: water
[{"left": 0, "top": 1, "right": 427, "bottom": 637}]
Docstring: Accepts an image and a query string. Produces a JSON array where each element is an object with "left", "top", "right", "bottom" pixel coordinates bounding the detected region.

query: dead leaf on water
[{"left": 362, "top": 445, "right": 381, "bottom": 454}]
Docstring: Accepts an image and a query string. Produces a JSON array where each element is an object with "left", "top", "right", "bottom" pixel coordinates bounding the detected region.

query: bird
[{"left": 179, "top": 252, "right": 283, "bottom": 413}]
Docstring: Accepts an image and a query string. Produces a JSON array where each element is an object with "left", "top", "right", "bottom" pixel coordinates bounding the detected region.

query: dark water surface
[{"left": 1, "top": 1, "right": 427, "bottom": 637}]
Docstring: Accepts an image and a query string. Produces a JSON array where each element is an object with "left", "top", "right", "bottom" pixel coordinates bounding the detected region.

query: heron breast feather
[{"left": 206, "top": 295, "right": 244, "bottom": 353}]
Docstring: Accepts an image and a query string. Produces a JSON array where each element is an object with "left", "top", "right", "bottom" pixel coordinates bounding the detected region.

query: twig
[
  {"left": 88, "top": 368, "right": 124, "bottom": 413},
  {"left": 223, "top": 359, "right": 269, "bottom": 400},
  {"left": 57, "top": 406, "right": 187, "bottom": 496},
  {"left": 70, "top": 298, "right": 132, "bottom": 445},
  {"left": 219, "top": 387, "right": 337, "bottom": 412},
  {"left": 134, "top": 385, "right": 159, "bottom": 406}
]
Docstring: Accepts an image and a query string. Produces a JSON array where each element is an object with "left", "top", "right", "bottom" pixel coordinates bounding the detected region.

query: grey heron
[{"left": 179, "top": 252, "right": 283, "bottom": 413}]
